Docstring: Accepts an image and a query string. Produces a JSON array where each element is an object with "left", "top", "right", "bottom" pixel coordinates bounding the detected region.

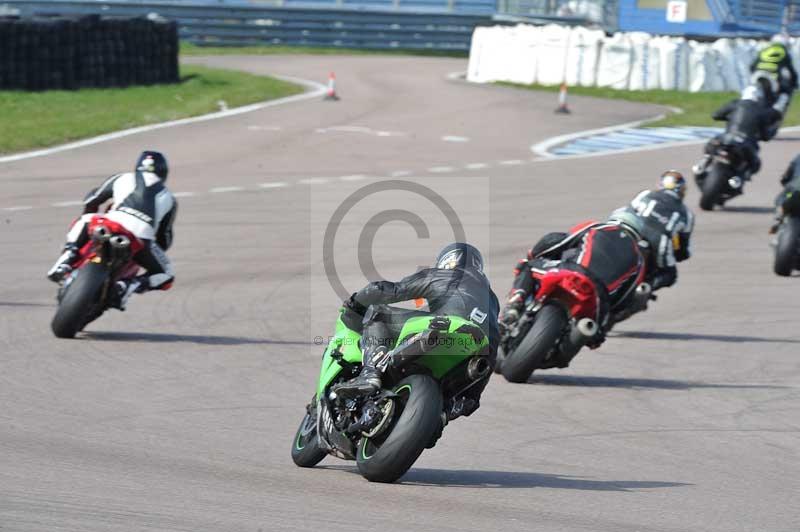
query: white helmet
[
  {"left": 741, "top": 85, "right": 763, "bottom": 102},
  {"left": 771, "top": 33, "right": 790, "bottom": 46}
]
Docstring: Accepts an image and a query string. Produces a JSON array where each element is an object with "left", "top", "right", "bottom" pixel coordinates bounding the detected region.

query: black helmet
[
  {"left": 435, "top": 243, "right": 484, "bottom": 273},
  {"left": 136, "top": 150, "right": 169, "bottom": 180}
]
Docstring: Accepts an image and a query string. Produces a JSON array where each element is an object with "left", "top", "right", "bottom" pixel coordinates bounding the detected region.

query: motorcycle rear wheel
[
  {"left": 501, "top": 303, "right": 568, "bottom": 383},
  {"left": 699, "top": 164, "right": 729, "bottom": 211},
  {"left": 774, "top": 217, "right": 800, "bottom": 276},
  {"left": 51, "top": 263, "right": 108, "bottom": 339},
  {"left": 356, "top": 374, "right": 442, "bottom": 483}
]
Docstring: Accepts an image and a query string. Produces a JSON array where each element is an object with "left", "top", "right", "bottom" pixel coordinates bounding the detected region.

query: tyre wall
[{"left": 0, "top": 15, "right": 179, "bottom": 90}]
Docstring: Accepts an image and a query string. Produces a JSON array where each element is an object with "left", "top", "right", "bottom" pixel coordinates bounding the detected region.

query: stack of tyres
[
  {"left": 0, "top": 18, "right": 75, "bottom": 90},
  {"left": 0, "top": 15, "right": 179, "bottom": 91}
]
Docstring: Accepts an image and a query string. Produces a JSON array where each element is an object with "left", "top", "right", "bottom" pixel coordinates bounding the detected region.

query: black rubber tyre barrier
[{"left": 0, "top": 15, "right": 179, "bottom": 90}]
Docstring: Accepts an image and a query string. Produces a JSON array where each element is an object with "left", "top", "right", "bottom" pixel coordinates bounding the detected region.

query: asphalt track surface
[{"left": 1, "top": 56, "right": 799, "bottom": 532}]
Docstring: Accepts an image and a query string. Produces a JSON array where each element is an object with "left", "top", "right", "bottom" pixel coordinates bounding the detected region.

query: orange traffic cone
[
  {"left": 555, "top": 83, "right": 570, "bottom": 114},
  {"left": 324, "top": 72, "right": 339, "bottom": 101}
]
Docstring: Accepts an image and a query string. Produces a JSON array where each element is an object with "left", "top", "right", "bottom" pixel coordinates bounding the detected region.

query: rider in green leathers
[{"left": 334, "top": 243, "right": 500, "bottom": 420}]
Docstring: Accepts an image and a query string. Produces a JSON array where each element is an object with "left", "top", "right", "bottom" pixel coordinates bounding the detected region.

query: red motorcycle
[
  {"left": 51, "top": 215, "right": 143, "bottom": 338},
  {"left": 498, "top": 223, "right": 646, "bottom": 383}
]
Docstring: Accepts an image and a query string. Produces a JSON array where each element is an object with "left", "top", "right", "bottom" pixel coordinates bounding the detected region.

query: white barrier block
[
  {"left": 502, "top": 25, "right": 539, "bottom": 85},
  {"left": 536, "top": 24, "right": 571, "bottom": 85},
  {"left": 597, "top": 32, "right": 633, "bottom": 90},
  {"left": 658, "top": 36, "right": 690, "bottom": 91},
  {"left": 629, "top": 31, "right": 661, "bottom": 90},
  {"left": 565, "top": 26, "right": 603, "bottom": 87},
  {"left": 711, "top": 38, "right": 743, "bottom": 91}
]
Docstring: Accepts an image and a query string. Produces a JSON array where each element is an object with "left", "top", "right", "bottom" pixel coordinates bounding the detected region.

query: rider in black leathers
[
  {"left": 501, "top": 221, "right": 644, "bottom": 347},
  {"left": 693, "top": 86, "right": 782, "bottom": 183},
  {"left": 750, "top": 35, "right": 798, "bottom": 117},
  {"left": 334, "top": 243, "right": 500, "bottom": 420},
  {"left": 609, "top": 171, "right": 694, "bottom": 292}
]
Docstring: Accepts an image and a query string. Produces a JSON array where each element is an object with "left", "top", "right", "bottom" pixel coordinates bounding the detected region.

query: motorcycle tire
[
  {"left": 291, "top": 398, "right": 327, "bottom": 468},
  {"left": 774, "top": 217, "right": 800, "bottom": 277},
  {"left": 495, "top": 319, "right": 533, "bottom": 374},
  {"left": 51, "top": 262, "right": 108, "bottom": 339},
  {"left": 356, "top": 374, "right": 442, "bottom": 483},
  {"left": 699, "top": 164, "right": 729, "bottom": 211},
  {"left": 501, "top": 304, "right": 568, "bottom": 383}
]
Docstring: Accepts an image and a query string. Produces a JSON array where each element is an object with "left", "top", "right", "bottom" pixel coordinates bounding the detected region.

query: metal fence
[
  {"left": 731, "top": 0, "right": 800, "bottom": 33},
  {"left": 1, "top": 0, "right": 494, "bottom": 49},
  {"left": 495, "top": 0, "right": 615, "bottom": 27},
  {"left": 714, "top": 1, "right": 800, "bottom": 34},
  {"left": 14, "top": 0, "right": 497, "bottom": 13}
]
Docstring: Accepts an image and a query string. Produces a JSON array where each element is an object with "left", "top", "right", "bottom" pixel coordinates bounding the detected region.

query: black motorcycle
[{"left": 697, "top": 139, "right": 756, "bottom": 211}]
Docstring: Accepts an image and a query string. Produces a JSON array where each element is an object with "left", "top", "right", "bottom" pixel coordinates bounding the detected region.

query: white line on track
[
  {"left": 390, "top": 170, "right": 411, "bottom": 177},
  {"left": 299, "top": 178, "right": 329, "bottom": 185},
  {"left": 465, "top": 163, "right": 488, "bottom": 170},
  {"left": 247, "top": 125, "right": 283, "bottom": 131},
  {"left": 210, "top": 186, "right": 245, "bottom": 193},
  {"left": 499, "top": 159, "right": 523, "bottom": 166},
  {"left": 428, "top": 166, "right": 454, "bottom": 173},
  {"left": 51, "top": 200, "right": 83, "bottom": 207},
  {"left": 3, "top": 206, "right": 33, "bottom": 211},
  {"left": 172, "top": 192, "right": 196, "bottom": 198},
  {"left": 0, "top": 75, "right": 326, "bottom": 165},
  {"left": 442, "top": 135, "right": 470, "bottom": 143},
  {"left": 315, "top": 126, "right": 404, "bottom": 137},
  {"left": 259, "top": 182, "right": 288, "bottom": 189},
  {"left": 339, "top": 175, "right": 366, "bottom": 181}
]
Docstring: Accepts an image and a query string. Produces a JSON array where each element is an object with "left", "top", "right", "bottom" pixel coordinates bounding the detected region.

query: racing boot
[
  {"left": 332, "top": 346, "right": 388, "bottom": 398},
  {"left": 769, "top": 217, "right": 782, "bottom": 235},
  {"left": 769, "top": 206, "right": 784, "bottom": 235},
  {"left": 110, "top": 278, "right": 143, "bottom": 311},
  {"left": 47, "top": 244, "right": 79, "bottom": 283}
]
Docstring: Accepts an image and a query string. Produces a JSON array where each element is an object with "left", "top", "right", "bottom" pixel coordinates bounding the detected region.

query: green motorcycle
[{"left": 291, "top": 309, "right": 492, "bottom": 483}]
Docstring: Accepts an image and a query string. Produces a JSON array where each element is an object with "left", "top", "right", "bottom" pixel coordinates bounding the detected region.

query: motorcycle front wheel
[{"left": 291, "top": 398, "right": 327, "bottom": 468}]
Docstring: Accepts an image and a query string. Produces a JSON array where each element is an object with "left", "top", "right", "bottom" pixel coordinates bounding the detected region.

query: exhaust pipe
[
  {"left": 574, "top": 318, "right": 597, "bottom": 340},
  {"left": 92, "top": 225, "right": 111, "bottom": 242},
  {"left": 467, "top": 356, "right": 491, "bottom": 381},
  {"left": 560, "top": 318, "right": 598, "bottom": 360},
  {"left": 632, "top": 283, "right": 652, "bottom": 312},
  {"left": 109, "top": 235, "right": 131, "bottom": 249}
]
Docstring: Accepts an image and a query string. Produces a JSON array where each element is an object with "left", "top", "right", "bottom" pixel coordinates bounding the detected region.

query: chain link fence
[{"left": 495, "top": 0, "right": 616, "bottom": 27}]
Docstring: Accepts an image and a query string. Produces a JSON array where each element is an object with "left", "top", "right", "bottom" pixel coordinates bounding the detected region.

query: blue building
[{"left": 616, "top": 0, "right": 799, "bottom": 37}]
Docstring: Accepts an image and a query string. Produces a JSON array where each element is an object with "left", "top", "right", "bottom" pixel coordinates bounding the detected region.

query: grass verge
[
  {"left": 0, "top": 64, "right": 303, "bottom": 155},
  {"left": 498, "top": 82, "right": 800, "bottom": 128},
  {"left": 180, "top": 41, "right": 467, "bottom": 58}
]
